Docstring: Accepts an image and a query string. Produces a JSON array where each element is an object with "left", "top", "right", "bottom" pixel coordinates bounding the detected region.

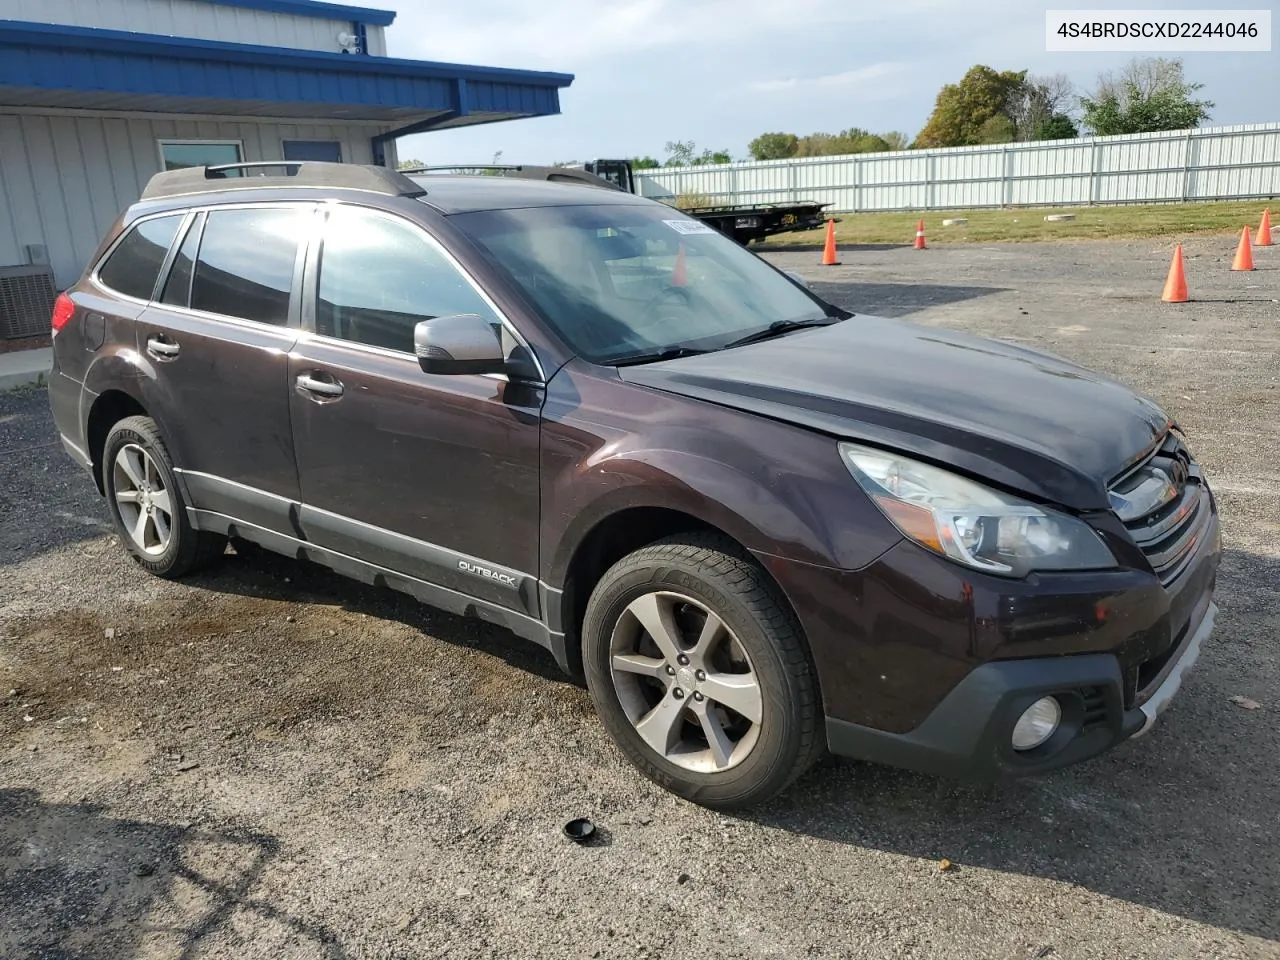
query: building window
[
  {"left": 158, "top": 140, "right": 244, "bottom": 175},
  {"left": 283, "top": 140, "right": 342, "bottom": 163}
]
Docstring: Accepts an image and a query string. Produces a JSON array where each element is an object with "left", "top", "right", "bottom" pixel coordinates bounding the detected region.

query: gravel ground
[{"left": 2, "top": 237, "right": 1277, "bottom": 960}]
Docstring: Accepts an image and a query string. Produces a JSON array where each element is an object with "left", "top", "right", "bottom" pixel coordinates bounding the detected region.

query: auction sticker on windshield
[{"left": 664, "top": 220, "right": 718, "bottom": 235}]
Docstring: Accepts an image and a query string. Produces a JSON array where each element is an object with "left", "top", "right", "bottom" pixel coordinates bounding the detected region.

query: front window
[
  {"left": 452, "top": 204, "right": 840, "bottom": 363},
  {"left": 316, "top": 206, "right": 499, "bottom": 353}
]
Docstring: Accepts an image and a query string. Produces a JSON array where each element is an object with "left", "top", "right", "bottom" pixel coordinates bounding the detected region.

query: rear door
[
  {"left": 138, "top": 203, "right": 315, "bottom": 534},
  {"left": 287, "top": 203, "right": 544, "bottom": 612}
]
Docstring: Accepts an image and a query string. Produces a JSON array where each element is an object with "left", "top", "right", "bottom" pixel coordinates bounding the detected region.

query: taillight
[{"left": 51, "top": 293, "right": 75, "bottom": 333}]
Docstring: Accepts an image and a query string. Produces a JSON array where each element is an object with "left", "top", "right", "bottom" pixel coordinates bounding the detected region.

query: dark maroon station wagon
[{"left": 48, "top": 162, "right": 1220, "bottom": 808}]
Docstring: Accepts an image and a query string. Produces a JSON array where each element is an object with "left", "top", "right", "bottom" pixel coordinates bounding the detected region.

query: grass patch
[{"left": 761, "top": 199, "right": 1274, "bottom": 246}]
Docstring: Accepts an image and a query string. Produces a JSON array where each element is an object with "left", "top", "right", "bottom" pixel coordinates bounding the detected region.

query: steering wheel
[{"left": 642, "top": 285, "right": 697, "bottom": 341}]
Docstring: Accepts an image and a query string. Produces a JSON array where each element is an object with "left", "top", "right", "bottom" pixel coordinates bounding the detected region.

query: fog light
[{"left": 1012, "top": 696, "right": 1061, "bottom": 751}]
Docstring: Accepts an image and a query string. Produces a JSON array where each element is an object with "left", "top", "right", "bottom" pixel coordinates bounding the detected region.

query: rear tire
[
  {"left": 582, "top": 533, "right": 823, "bottom": 809},
  {"left": 101, "top": 416, "right": 226, "bottom": 579}
]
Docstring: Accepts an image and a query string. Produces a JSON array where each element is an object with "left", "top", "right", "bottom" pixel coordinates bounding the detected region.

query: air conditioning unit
[{"left": 0, "top": 264, "right": 57, "bottom": 339}]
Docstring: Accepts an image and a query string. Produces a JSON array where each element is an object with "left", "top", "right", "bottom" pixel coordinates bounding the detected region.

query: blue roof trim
[
  {"left": 194, "top": 0, "right": 396, "bottom": 27},
  {"left": 0, "top": 21, "right": 572, "bottom": 121},
  {"left": 0, "top": 21, "right": 574, "bottom": 87}
]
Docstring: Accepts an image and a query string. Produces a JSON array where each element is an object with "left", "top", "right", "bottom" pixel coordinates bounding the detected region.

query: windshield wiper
[
  {"left": 721, "top": 317, "right": 841, "bottom": 350},
  {"left": 608, "top": 345, "right": 710, "bottom": 367}
]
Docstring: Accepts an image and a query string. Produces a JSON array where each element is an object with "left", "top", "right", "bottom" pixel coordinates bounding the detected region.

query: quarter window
[
  {"left": 96, "top": 215, "right": 184, "bottom": 301},
  {"left": 316, "top": 207, "right": 498, "bottom": 353},
  {"left": 190, "top": 207, "right": 309, "bottom": 325}
]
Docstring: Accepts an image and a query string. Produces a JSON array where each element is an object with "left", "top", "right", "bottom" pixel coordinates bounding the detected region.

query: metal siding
[
  {"left": 0, "top": 111, "right": 389, "bottom": 287},
  {"left": 0, "top": 0, "right": 356, "bottom": 52},
  {"left": 635, "top": 123, "right": 1280, "bottom": 212}
]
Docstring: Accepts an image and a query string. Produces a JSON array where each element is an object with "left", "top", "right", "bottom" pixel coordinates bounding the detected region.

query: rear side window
[
  {"left": 96, "top": 215, "right": 183, "bottom": 300},
  {"left": 190, "top": 207, "right": 309, "bottom": 325}
]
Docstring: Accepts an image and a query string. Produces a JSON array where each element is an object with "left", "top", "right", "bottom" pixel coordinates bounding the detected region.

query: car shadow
[
  {"left": 814, "top": 280, "right": 1009, "bottom": 318},
  {"left": 0, "top": 788, "right": 350, "bottom": 959},
  {"left": 190, "top": 539, "right": 574, "bottom": 689}
]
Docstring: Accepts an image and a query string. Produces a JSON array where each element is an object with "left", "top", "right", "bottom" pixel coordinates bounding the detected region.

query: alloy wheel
[
  {"left": 609, "top": 591, "right": 763, "bottom": 773},
  {"left": 112, "top": 443, "right": 173, "bottom": 557}
]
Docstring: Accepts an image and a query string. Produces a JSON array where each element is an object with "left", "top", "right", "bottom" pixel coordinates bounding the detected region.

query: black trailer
[
  {"left": 582, "top": 159, "right": 831, "bottom": 245},
  {"left": 402, "top": 160, "right": 833, "bottom": 245}
]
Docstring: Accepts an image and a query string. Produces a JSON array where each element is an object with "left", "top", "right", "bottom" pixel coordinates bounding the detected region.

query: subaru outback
[{"left": 47, "top": 161, "right": 1220, "bottom": 808}]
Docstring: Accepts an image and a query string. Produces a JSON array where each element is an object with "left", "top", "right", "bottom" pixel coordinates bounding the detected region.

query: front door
[
  {"left": 138, "top": 204, "right": 314, "bottom": 533},
  {"left": 288, "top": 204, "right": 543, "bottom": 612}
]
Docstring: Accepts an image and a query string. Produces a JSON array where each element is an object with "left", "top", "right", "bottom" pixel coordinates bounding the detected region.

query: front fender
[
  {"left": 545, "top": 446, "right": 823, "bottom": 587},
  {"left": 540, "top": 389, "right": 904, "bottom": 590}
]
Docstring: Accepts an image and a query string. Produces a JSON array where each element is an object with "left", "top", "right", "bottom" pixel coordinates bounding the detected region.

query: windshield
[{"left": 452, "top": 204, "right": 843, "bottom": 364}]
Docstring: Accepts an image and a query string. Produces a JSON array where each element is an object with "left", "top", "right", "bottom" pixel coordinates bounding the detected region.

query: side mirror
[
  {"left": 414, "top": 314, "right": 506, "bottom": 376},
  {"left": 785, "top": 270, "right": 811, "bottom": 290}
]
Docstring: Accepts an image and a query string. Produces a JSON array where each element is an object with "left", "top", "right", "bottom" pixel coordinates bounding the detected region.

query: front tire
[
  {"left": 582, "top": 534, "right": 823, "bottom": 809},
  {"left": 101, "top": 416, "right": 225, "bottom": 579}
]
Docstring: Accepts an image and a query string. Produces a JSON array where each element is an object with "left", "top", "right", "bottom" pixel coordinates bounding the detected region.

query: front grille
[
  {"left": 1109, "top": 433, "right": 1211, "bottom": 585},
  {"left": 1080, "top": 686, "right": 1109, "bottom": 731}
]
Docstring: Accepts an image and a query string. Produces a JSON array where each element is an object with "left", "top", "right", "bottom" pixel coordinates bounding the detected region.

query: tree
[
  {"left": 696, "top": 149, "right": 732, "bottom": 165},
  {"left": 1080, "top": 57, "right": 1212, "bottom": 135},
  {"left": 663, "top": 140, "right": 696, "bottom": 166},
  {"left": 1012, "top": 73, "right": 1078, "bottom": 140},
  {"left": 914, "top": 65, "right": 1028, "bottom": 147},
  {"left": 663, "top": 141, "right": 731, "bottom": 166},
  {"left": 795, "top": 128, "right": 894, "bottom": 156},
  {"left": 632, "top": 156, "right": 661, "bottom": 169},
  {"left": 978, "top": 114, "right": 1016, "bottom": 144},
  {"left": 748, "top": 132, "right": 799, "bottom": 160},
  {"left": 880, "top": 131, "right": 910, "bottom": 152},
  {"left": 1031, "top": 113, "right": 1079, "bottom": 140},
  {"left": 396, "top": 158, "right": 425, "bottom": 170}
]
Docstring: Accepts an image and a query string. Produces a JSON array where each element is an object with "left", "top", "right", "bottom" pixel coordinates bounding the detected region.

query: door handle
[
  {"left": 296, "top": 373, "right": 344, "bottom": 398},
  {"left": 146, "top": 336, "right": 180, "bottom": 358}
]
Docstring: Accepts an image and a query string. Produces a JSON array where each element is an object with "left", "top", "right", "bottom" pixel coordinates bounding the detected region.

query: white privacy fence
[{"left": 633, "top": 123, "right": 1280, "bottom": 213}]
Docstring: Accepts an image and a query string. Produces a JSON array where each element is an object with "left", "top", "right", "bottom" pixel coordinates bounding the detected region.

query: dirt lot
[{"left": 2, "top": 236, "right": 1278, "bottom": 960}]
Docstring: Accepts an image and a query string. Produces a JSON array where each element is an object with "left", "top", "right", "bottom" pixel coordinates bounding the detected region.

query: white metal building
[{"left": 0, "top": 0, "right": 573, "bottom": 342}]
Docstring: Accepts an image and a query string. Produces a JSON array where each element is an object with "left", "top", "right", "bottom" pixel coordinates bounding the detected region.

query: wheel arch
[
  {"left": 85, "top": 389, "right": 149, "bottom": 494},
  {"left": 553, "top": 505, "right": 800, "bottom": 683}
]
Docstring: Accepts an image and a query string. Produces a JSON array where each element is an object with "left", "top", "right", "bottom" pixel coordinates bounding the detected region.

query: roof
[
  {"left": 410, "top": 177, "right": 652, "bottom": 215},
  {"left": 0, "top": 20, "right": 573, "bottom": 127},
  {"left": 140, "top": 162, "right": 427, "bottom": 200},
  {"left": 206, "top": 0, "right": 396, "bottom": 27},
  {"left": 121, "top": 164, "right": 650, "bottom": 216}
]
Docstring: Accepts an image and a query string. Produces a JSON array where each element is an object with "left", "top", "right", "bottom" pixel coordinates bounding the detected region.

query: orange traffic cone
[
  {"left": 672, "top": 242, "right": 687, "bottom": 286},
  {"left": 1257, "top": 208, "right": 1273, "bottom": 247},
  {"left": 914, "top": 219, "right": 927, "bottom": 250},
  {"left": 1161, "top": 244, "right": 1188, "bottom": 303},
  {"left": 821, "top": 219, "right": 840, "bottom": 265},
  {"left": 1231, "top": 226, "right": 1254, "bottom": 271}
]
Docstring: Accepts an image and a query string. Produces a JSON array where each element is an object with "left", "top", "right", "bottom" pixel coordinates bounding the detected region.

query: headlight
[{"left": 839, "top": 442, "right": 1115, "bottom": 577}]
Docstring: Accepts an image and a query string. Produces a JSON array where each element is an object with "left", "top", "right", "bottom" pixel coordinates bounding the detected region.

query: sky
[{"left": 387, "top": 0, "right": 1279, "bottom": 167}]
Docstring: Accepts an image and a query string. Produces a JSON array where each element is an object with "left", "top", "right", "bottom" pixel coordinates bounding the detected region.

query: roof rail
[
  {"left": 140, "top": 162, "right": 427, "bottom": 201},
  {"left": 401, "top": 164, "right": 623, "bottom": 191}
]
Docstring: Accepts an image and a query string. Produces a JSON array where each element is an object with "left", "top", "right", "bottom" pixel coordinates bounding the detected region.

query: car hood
[{"left": 618, "top": 316, "right": 1171, "bottom": 511}]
